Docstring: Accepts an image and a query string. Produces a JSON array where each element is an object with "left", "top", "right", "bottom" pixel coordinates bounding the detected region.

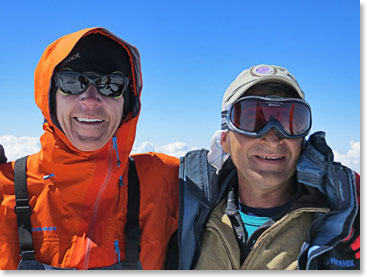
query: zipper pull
[
  {"left": 119, "top": 176, "right": 123, "bottom": 187},
  {"left": 114, "top": 240, "right": 121, "bottom": 263},
  {"left": 112, "top": 136, "right": 121, "bottom": 167},
  {"left": 43, "top": 173, "right": 55, "bottom": 180}
]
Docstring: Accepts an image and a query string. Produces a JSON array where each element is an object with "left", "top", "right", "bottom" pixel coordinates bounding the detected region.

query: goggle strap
[{"left": 221, "top": 110, "right": 229, "bottom": 130}]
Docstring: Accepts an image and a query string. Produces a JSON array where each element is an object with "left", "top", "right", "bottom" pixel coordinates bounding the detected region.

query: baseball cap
[
  {"left": 222, "top": 64, "right": 305, "bottom": 112},
  {"left": 56, "top": 33, "right": 131, "bottom": 76}
]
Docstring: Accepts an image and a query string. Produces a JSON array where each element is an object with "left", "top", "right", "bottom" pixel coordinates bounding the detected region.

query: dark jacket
[{"left": 177, "top": 132, "right": 360, "bottom": 270}]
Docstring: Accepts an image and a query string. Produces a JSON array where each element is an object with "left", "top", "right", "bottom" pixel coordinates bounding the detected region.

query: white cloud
[
  {"left": 0, "top": 136, "right": 198, "bottom": 162},
  {"left": 132, "top": 141, "right": 198, "bottom": 158},
  {"left": 132, "top": 141, "right": 156, "bottom": 153},
  {"left": 0, "top": 135, "right": 41, "bottom": 162},
  {"left": 333, "top": 141, "right": 360, "bottom": 173},
  {"left": 0, "top": 135, "right": 360, "bottom": 174}
]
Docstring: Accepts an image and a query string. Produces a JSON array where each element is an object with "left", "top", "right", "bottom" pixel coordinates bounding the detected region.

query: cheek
[
  {"left": 55, "top": 93, "right": 67, "bottom": 121},
  {"left": 108, "top": 98, "right": 124, "bottom": 127},
  {"left": 56, "top": 94, "right": 76, "bottom": 122},
  {"left": 231, "top": 134, "right": 256, "bottom": 155},
  {"left": 228, "top": 136, "right": 252, "bottom": 167},
  {"left": 287, "top": 139, "right": 303, "bottom": 166},
  {"left": 291, "top": 139, "right": 303, "bottom": 156}
]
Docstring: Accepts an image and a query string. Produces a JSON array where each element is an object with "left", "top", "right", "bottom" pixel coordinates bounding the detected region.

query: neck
[{"left": 237, "top": 172, "right": 297, "bottom": 208}]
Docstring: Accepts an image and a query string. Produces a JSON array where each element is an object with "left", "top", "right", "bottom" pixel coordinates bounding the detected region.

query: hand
[{"left": 0, "top": 145, "right": 7, "bottom": 163}]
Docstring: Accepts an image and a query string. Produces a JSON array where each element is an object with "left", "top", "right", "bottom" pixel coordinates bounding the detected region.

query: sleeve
[
  {"left": 155, "top": 153, "right": 180, "bottom": 225},
  {"left": 131, "top": 152, "right": 179, "bottom": 230}
]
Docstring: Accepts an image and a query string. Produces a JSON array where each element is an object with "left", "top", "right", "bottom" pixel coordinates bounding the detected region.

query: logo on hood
[{"left": 60, "top": 52, "right": 81, "bottom": 68}]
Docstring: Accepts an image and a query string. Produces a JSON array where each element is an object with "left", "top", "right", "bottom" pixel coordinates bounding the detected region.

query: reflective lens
[
  {"left": 55, "top": 69, "right": 129, "bottom": 98},
  {"left": 228, "top": 96, "right": 311, "bottom": 138}
]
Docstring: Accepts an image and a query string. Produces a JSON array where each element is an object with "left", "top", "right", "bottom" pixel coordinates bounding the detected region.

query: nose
[
  {"left": 79, "top": 85, "right": 101, "bottom": 108},
  {"left": 261, "top": 128, "right": 283, "bottom": 146}
]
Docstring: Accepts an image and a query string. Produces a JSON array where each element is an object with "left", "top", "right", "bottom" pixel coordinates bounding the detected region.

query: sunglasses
[
  {"left": 54, "top": 69, "right": 129, "bottom": 98},
  {"left": 226, "top": 95, "right": 312, "bottom": 138}
]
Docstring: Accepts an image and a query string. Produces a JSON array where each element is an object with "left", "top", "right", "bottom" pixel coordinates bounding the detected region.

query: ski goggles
[
  {"left": 225, "top": 95, "right": 312, "bottom": 138},
  {"left": 54, "top": 68, "right": 129, "bottom": 98}
]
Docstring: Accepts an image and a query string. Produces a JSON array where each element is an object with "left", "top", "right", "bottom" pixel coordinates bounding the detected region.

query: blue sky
[{"left": 0, "top": 0, "right": 360, "bottom": 167}]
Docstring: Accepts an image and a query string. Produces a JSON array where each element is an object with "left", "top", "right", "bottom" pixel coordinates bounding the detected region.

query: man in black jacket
[{"left": 177, "top": 64, "right": 360, "bottom": 270}]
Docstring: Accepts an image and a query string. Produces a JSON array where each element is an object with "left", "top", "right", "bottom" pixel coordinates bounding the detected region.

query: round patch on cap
[{"left": 250, "top": 65, "right": 276, "bottom": 77}]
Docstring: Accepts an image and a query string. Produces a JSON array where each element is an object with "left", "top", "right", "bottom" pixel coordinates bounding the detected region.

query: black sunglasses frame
[{"left": 54, "top": 69, "right": 129, "bottom": 98}]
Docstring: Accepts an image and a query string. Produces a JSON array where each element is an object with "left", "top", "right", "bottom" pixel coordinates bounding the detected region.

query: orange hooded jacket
[{"left": 0, "top": 27, "right": 179, "bottom": 269}]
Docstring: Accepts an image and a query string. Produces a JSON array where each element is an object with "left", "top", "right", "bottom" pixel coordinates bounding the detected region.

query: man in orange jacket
[{"left": 0, "top": 28, "right": 179, "bottom": 270}]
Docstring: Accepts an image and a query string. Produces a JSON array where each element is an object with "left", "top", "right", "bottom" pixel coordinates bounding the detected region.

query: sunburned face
[
  {"left": 221, "top": 129, "right": 302, "bottom": 193},
  {"left": 221, "top": 86, "right": 303, "bottom": 204},
  {"left": 56, "top": 85, "right": 124, "bottom": 151}
]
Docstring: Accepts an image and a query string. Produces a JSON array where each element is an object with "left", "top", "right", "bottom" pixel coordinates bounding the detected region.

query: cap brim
[{"left": 225, "top": 75, "right": 304, "bottom": 107}]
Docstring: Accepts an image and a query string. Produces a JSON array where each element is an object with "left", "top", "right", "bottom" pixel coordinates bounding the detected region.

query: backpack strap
[
  {"left": 13, "top": 156, "right": 35, "bottom": 260},
  {"left": 123, "top": 157, "right": 142, "bottom": 269}
]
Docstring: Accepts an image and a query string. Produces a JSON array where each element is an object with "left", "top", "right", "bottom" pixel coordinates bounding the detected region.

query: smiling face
[
  {"left": 56, "top": 85, "right": 124, "bottom": 151},
  {"left": 221, "top": 129, "right": 302, "bottom": 197},
  {"left": 221, "top": 83, "right": 303, "bottom": 206}
]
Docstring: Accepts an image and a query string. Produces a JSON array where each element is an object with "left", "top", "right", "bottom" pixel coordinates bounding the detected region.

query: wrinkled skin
[{"left": 56, "top": 85, "right": 124, "bottom": 152}]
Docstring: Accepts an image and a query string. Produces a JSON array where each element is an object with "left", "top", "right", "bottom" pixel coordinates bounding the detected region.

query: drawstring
[
  {"left": 114, "top": 240, "right": 121, "bottom": 262},
  {"left": 112, "top": 136, "right": 121, "bottom": 167}
]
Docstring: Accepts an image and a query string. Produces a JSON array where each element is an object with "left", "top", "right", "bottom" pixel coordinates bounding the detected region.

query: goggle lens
[
  {"left": 229, "top": 97, "right": 311, "bottom": 138},
  {"left": 55, "top": 70, "right": 129, "bottom": 98}
]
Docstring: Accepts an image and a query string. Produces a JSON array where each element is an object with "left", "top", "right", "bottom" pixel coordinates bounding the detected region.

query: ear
[{"left": 221, "top": 131, "right": 230, "bottom": 154}]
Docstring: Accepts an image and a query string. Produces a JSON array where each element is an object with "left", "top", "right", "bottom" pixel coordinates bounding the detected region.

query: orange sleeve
[{"left": 156, "top": 153, "right": 180, "bottom": 227}]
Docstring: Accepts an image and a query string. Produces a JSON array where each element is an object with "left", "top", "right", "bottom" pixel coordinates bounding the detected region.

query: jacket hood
[{"left": 34, "top": 27, "right": 142, "bottom": 160}]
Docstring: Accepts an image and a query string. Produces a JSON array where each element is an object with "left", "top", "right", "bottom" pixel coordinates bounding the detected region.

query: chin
[
  {"left": 73, "top": 140, "right": 107, "bottom": 152},
  {"left": 250, "top": 170, "right": 288, "bottom": 184},
  {"left": 68, "top": 134, "right": 110, "bottom": 152}
]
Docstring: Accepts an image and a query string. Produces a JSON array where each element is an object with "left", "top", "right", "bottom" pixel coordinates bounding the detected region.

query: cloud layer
[
  {"left": 333, "top": 141, "right": 360, "bottom": 173},
  {"left": 0, "top": 135, "right": 360, "bottom": 173},
  {"left": 131, "top": 141, "right": 198, "bottom": 158},
  {"left": 0, "top": 135, "right": 41, "bottom": 162}
]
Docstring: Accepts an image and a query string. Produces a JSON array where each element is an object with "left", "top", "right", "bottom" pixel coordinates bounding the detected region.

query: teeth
[
  {"left": 259, "top": 156, "right": 282, "bottom": 160},
  {"left": 76, "top": 117, "right": 103, "bottom": 123}
]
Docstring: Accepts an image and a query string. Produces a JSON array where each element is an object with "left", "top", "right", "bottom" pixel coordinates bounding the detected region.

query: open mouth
[
  {"left": 255, "top": 155, "right": 285, "bottom": 162},
  {"left": 74, "top": 117, "right": 104, "bottom": 124},
  {"left": 257, "top": 156, "right": 283, "bottom": 160}
]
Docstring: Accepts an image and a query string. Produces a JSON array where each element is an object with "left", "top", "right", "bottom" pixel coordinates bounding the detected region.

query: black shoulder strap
[
  {"left": 123, "top": 157, "right": 142, "bottom": 269},
  {"left": 14, "top": 156, "right": 35, "bottom": 260}
]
